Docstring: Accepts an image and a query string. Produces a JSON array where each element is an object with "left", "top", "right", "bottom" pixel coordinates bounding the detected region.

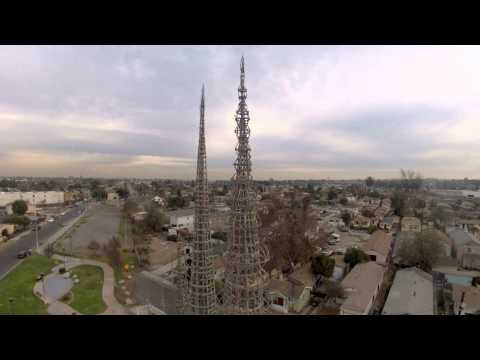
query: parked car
[
  {"left": 17, "top": 250, "right": 32, "bottom": 259},
  {"left": 320, "top": 249, "right": 333, "bottom": 256},
  {"left": 47, "top": 218, "right": 55, "bottom": 223}
]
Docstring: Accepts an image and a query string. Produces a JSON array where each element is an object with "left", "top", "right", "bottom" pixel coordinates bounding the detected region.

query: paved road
[
  {"left": 133, "top": 272, "right": 178, "bottom": 315},
  {"left": 0, "top": 204, "right": 87, "bottom": 279}
]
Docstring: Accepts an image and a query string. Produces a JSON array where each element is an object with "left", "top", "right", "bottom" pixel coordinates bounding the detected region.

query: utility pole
[{"left": 34, "top": 194, "right": 39, "bottom": 251}]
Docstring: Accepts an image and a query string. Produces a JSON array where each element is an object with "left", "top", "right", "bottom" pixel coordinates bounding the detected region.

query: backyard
[{"left": 0, "top": 255, "right": 57, "bottom": 315}]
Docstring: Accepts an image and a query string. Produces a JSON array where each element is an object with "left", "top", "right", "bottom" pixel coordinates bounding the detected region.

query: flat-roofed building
[
  {"left": 0, "top": 191, "right": 64, "bottom": 207},
  {"left": 401, "top": 216, "right": 421, "bottom": 233}
]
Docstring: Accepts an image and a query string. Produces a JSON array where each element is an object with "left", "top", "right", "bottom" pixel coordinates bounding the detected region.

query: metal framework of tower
[
  {"left": 188, "top": 86, "right": 217, "bottom": 314},
  {"left": 174, "top": 230, "right": 191, "bottom": 314},
  {"left": 223, "top": 57, "right": 269, "bottom": 314}
]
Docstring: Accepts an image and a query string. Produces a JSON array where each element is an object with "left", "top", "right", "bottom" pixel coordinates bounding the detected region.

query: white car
[
  {"left": 47, "top": 218, "right": 55, "bottom": 223},
  {"left": 320, "top": 250, "right": 333, "bottom": 256}
]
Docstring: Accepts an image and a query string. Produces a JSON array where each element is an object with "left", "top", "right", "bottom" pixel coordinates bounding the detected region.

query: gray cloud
[{"left": 0, "top": 45, "right": 479, "bottom": 179}]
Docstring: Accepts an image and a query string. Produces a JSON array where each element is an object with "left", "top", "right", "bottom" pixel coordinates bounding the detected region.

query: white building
[
  {"left": 153, "top": 196, "right": 165, "bottom": 207},
  {"left": 168, "top": 208, "right": 195, "bottom": 231},
  {"left": 0, "top": 191, "right": 65, "bottom": 207},
  {"left": 107, "top": 192, "right": 119, "bottom": 201}
]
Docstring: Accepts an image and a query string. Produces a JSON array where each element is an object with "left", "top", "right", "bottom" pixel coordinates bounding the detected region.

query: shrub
[
  {"left": 311, "top": 254, "right": 335, "bottom": 278},
  {"left": 344, "top": 247, "right": 369, "bottom": 270},
  {"left": 88, "top": 240, "right": 100, "bottom": 251}
]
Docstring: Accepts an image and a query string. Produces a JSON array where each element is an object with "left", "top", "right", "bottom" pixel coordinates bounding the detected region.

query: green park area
[
  {"left": 0, "top": 255, "right": 57, "bottom": 315},
  {"left": 66, "top": 265, "right": 107, "bottom": 315}
]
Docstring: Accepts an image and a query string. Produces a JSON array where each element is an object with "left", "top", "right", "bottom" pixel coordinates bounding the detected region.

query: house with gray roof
[
  {"left": 382, "top": 267, "right": 434, "bottom": 315},
  {"left": 446, "top": 228, "right": 480, "bottom": 264}
]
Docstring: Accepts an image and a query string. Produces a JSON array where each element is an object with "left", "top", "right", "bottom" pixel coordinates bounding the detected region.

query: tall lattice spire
[
  {"left": 188, "top": 85, "right": 217, "bottom": 315},
  {"left": 223, "top": 57, "right": 268, "bottom": 314}
]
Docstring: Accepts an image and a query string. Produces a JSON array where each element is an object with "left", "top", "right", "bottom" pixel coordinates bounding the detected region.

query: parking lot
[{"left": 318, "top": 216, "right": 370, "bottom": 256}]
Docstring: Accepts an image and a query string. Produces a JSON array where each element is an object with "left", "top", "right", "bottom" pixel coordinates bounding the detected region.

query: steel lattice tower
[
  {"left": 188, "top": 85, "right": 217, "bottom": 315},
  {"left": 175, "top": 231, "right": 191, "bottom": 314},
  {"left": 223, "top": 57, "right": 268, "bottom": 314}
]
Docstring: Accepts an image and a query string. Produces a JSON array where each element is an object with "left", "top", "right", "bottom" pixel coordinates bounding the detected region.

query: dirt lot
[
  {"left": 147, "top": 235, "right": 178, "bottom": 267},
  {"left": 58, "top": 203, "right": 121, "bottom": 257}
]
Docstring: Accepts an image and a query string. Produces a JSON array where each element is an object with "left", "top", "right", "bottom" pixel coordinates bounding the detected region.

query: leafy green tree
[
  {"left": 11, "top": 200, "right": 28, "bottom": 215},
  {"left": 3, "top": 215, "right": 30, "bottom": 229},
  {"left": 311, "top": 254, "right": 335, "bottom": 278},
  {"left": 1, "top": 229, "right": 9, "bottom": 237},
  {"left": 365, "top": 176, "right": 375, "bottom": 188},
  {"left": 431, "top": 206, "right": 449, "bottom": 227},
  {"left": 327, "top": 188, "right": 338, "bottom": 201},
  {"left": 339, "top": 197, "right": 348, "bottom": 206},
  {"left": 397, "top": 230, "right": 445, "bottom": 272},
  {"left": 168, "top": 195, "right": 186, "bottom": 209},
  {"left": 367, "top": 224, "right": 378, "bottom": 234},
  {"left": 115, "top": 187, "right": 129, "bottom": 199},
  {"left": 344, "top": 247, "right": 369, "bottom": 270},
  {"left": 391, "top": 191, "right": 407, "bottom": 217},
  {"left": 142, "top": 205, "right": 168, "bottom": 233},
  {"left": 91, "top": 187, "right": 107, "bottom": 201},
  {"left": 340, "top": 211, "right": 352, "bottom": 228}
]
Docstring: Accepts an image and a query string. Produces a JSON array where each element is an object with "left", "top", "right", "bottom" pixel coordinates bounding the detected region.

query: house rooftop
[
  {"left": 363, "top": 230, "right": 393, "bottom": 257},
  {"left": 167, "top": 208, "right": 195, "bottom": 217},
  {"left": 341, "top": 262, "right": 386, "bottom": 314},
  {"left": 447, "top": 228, "right": 476, "bottom": 247},
  {"left": 402, "top": 216, "right": 421, "bottom": 224},
  {"left": 267, "top": 279, "right": 305, "bottom": 300},
  {"left": 382, "top": 267, "right": 434, "bottom": 315}
]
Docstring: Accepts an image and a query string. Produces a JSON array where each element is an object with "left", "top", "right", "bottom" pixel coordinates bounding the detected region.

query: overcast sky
[{"left": 1, "top": 45, "right": 479, "bottom": 180}]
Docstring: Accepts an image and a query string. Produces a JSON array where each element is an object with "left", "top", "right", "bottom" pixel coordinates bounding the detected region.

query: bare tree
[{"left": 397, "top": 230, "right": 445, "bottom": 272}]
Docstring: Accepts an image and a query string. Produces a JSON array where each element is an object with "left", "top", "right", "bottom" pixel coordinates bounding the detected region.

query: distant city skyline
[{"left": 1, "top": 45, "right": 479, "bottom": 180}]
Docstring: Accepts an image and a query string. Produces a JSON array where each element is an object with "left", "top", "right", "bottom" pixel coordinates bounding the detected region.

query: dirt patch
[{"left": 148, "top": 235, "right": 178, "bottom": 267}]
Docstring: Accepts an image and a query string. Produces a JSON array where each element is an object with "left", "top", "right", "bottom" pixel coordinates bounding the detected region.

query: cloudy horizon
[{"left": 1, "top": 45, "right": 479, "bottom": 180}]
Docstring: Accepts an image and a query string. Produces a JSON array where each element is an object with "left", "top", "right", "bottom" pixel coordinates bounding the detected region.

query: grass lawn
[
  {"left": 68, "top": 265, "right": 107, "bottom": 315},
  {"left": 0, "top": 255, "right": 57, "bottom": 315}
]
